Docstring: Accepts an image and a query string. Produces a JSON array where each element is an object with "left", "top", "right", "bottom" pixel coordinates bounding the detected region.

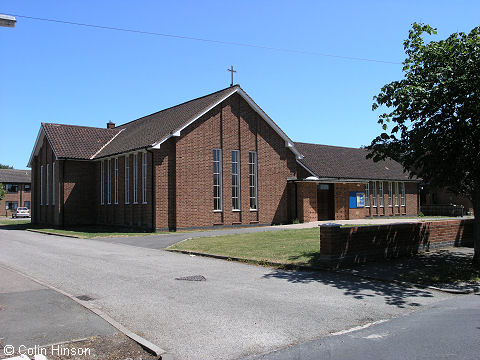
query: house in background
[
  {"left": 28, "top": 86, "right": 419, "bottom": 230},
  {"left": 0, "top": 169, "right": 31, "bottom": 217}
]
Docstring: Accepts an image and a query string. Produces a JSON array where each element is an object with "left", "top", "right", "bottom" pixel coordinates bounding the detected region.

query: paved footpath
[
  {"left": 0, "top": 228, "right": 455, "bottom": 360},
  {"left": 92, "top": 216, "right": 469, "bottom": 250},
  {"left": 0, "top": 266, "right": 116, "bottom": 354}
]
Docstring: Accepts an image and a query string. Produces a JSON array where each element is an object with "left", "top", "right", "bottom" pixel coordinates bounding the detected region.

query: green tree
[
  {"left": 0, "top": 183, "right": 5, "bottom": 202},
  {"left": 368, "top": 23, "right": 480, "bottom": 266},
  {"left": 0, "top": 164, "right": 13, "bottom": 169}
]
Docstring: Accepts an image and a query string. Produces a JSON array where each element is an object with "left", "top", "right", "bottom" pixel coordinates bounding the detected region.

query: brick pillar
[{"left": 296, "top": 182, "right": 318, "bottom": 222}]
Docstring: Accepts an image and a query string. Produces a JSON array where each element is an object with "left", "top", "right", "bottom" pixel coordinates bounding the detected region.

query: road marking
[
  {"left": 363, "top": 332, "right": 388, "bottom": 339},
  {"left": 330, "top": 319, "right": 388, "bottom": 336}
]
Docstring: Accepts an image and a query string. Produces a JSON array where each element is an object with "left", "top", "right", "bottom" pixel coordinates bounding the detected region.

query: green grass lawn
[
  {"left": 0, "top": 218, "right": 161, "bottom": 238},
  {"left": 168, "top": 228, "right": 321, "bottom": 267},
  {"left": 168, "top": 228, "right": 480, "bottom": 286}
]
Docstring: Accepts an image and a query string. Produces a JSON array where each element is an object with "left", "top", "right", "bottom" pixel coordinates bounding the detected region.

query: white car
[{"left": 13, "top": 207, "right": 30, "bottom": 218}]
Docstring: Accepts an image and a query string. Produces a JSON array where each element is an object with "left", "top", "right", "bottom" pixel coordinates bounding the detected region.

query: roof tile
[
  {"left": 0, "top": 169, "right": 31, "bottom": 183},
  {"left": 296, "top": 142, "right": 414, "bottom": 181},
  {"left": 43, "top": 123, "right": 122, "bottom": 160},
  {"left": 95, "top": 86, "right": 238, "bottom": 158}
]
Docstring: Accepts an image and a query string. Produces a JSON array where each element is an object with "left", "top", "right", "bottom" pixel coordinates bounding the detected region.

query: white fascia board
[
  {"left": 27, "top": 125, "right": 58, "bottom": 167},
  {"left": 90, "top": 128, "right": 125, "bottom": 159},
  {"left": 27, "top": 127, "right": 44, "bottom": 168},
  {"left": 93, "top": 147, "right": 147, "bottom": 161},
  {"left": 236, "top": 88, "right": 303, "bottom": 160},
  {"left": 296, "top": 160, "right": 418, "bottom": 183},
  {"left": 150, "top": 87, "right": 303, "bottom": 159},
  {"left": 150, "top": 87, "right": 238, "bottom": 149},
  {"left": 296, "top": 159, "right": 319, "bottom": 178}
]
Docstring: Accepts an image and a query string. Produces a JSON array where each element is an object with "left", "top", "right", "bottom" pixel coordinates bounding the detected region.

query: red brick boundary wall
[{"left": 319, "top": 219, "right": 473, "bottom": 265}]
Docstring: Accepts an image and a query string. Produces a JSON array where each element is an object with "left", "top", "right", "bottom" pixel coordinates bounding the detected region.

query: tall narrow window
[
  {"left": 46, "top": 164, "right": 50, "bottom": 205},
  {"left": 379, "top": 181, "right": 384, "bottom": 207},
  {"left": 365, "top": 182, "right": 370, "bottom": 207},
  {"left": 52, "top": 162, "right": 55, "bottom": 206},
  {"left": 107, "top": 159, "right": 111, "bottom": 204},
  {"left": 401, "top": 182, "right": 406, "bottom": 206},
  {"left": 232, "top": 150, "right": 240, "bottom": 210},
  {"left": 100, "top": 161, "right": 104, "bottom": 205},
  {"left": 114, "top": 158, "right": 118, "bottom": 204},
  {"left": 142, "top": 152, "right": 148, "bottom": 204},
  {"left": 40, "top": 165, "right": 44, "bottom": 205},
  {"left": 394, "top": 182, "right": 399, "bottom": 206},
  {"left": 213, "top": 149, "right": 223, "bottom": 211},
  {"left": 133, "top": 153, "right": 138, "bottom": 204},
  {"left": 125, "top": 156, "right": 130, "bottom": 204},
  {"left": 388, "top": 182, "right": 393, "bottom": 207},
  {"left": 372, "top": 181, "right": 377, "bottom": 207},
  {"left": 249, "top": 151, "right": 258, "bottom": 210}
]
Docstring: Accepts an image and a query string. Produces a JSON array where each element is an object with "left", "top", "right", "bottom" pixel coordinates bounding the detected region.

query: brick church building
[{"left": 28, "top": 86, "right": 419, "bottom": 230}]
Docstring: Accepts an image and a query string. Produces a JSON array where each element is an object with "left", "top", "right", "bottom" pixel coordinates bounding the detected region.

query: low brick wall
[{"left": 319, "top": 219, "right": 474, "bottom": 265}]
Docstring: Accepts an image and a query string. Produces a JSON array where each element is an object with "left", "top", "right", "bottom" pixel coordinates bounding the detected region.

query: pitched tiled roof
[
  {"left": 0, "top": 169, "right": 31, "bottom": 183},
  {"left": 35, "top": 85, "right": 301, "bottom": 162},
  {"left": 43, "top": 123, "right": 122, "bottom": 160},
  {"left": 295, "top": 142, "right": 415, "bottom": 181},
  {"left": 95, "top": 86, "right": 238, "bottom": 158}
]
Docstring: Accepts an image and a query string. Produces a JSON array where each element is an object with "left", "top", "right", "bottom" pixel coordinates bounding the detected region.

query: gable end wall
[{"left": 171, "top": 93, "right": 297, "bottom": 229}]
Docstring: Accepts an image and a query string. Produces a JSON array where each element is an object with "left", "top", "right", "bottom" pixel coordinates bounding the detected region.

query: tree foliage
[
  {"left": 0, "top": 183, "right": 5, "bottom": 202},
  {"left": 368, "top": 23, "right": 480, "bottom": 265},
  {"left": 0, "top": 164, "right": 13, "bottom": 169}
]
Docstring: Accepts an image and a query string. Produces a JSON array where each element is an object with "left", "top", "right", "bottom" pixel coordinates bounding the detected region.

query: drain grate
[
  {"left": 175, "top": 275, "right": 206, "bottom": 281},
  {"left": 76, "top": 295, "right": 94, "bottom": 301}
]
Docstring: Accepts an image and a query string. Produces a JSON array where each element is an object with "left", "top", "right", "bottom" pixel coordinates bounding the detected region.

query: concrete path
[
  {"left": 0, "top": 228, "right": 455, "bottom": 360},
  {"left": 92, "top": 216, "right": 470, "bottom": 250},
  {"left": 242, "top": 293, "right": 480, "bottom": 360},
  {"left": 0, "top": 266, "right": 116, "bottom": 352}
]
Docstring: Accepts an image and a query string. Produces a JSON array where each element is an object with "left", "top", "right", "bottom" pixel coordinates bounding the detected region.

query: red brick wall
[
  {"left": 333, "top": 183, "right": 368, "bottom": 220},
  {"left": 296, "top": 182, "right": 317, "bottom": 222},
  {"left": 172, "top": 93, "right": 297, "bottom": 229},
  {"left": 96, "top": 152, "right": 154, "bottom": 229},
  {"left": 333, "top": 181, "right": 418, "bottom": 220},
  {"left": 293, "top": 169, "right": 419, "bottom": 221},
  {"left": 31, "top": 136, "right": 59, "bottom": 225},
  {"left": 153, "top": 139, "right": 176, "bottom": 230},
  {"left": 367, "top": 181, "right": 418, "bottom": 217},
  {"left": 63, "top": 160, "right": 96, "bottom": 225},
  {"left": 319, "top": 219, "right": 473, "bottom": 265}
]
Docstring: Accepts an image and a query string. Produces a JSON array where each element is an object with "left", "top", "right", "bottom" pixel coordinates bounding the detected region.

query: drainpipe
[
  {"left": 147, "top": 149, "right": 155, "bottom": 232},
  {"left": 295, "top": 182, "right": 298, "bottom": 221},
  {"left": 62, "top": 160, "right": 65, "bottom": 228}
]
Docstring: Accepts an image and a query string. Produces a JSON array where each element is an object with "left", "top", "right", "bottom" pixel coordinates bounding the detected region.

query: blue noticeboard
[{"left": 349, "top": 191, "right": 365, "bottom": 208}]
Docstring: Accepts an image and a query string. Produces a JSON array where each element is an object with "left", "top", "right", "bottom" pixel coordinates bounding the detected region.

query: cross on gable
[{"left": 227, "top": 65, "right": 237, "bottom": 87}]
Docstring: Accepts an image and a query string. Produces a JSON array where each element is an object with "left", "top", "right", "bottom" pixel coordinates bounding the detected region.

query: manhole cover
[
  {"left": 175, "top": 275, "right": 206, "bottom": 281},
  {"left": 76, "top": 295, "right": 94, "bottom": 301}
]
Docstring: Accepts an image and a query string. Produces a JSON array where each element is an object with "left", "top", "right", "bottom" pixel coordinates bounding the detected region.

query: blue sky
[{"left": 1, "top": 1, "right": 479, "bottom": 169}]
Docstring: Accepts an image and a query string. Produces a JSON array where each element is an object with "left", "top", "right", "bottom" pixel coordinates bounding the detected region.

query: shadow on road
[{"left": 262, "top": 268, "right": 434, "bottom": 308}]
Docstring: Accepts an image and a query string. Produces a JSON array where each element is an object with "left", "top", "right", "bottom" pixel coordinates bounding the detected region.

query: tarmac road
[
  {"left": 242, "top": 293, "right": 480, "bottom": 360},
  {"left": 0, "top": 228, "right": 455, "bottom": 360}
]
